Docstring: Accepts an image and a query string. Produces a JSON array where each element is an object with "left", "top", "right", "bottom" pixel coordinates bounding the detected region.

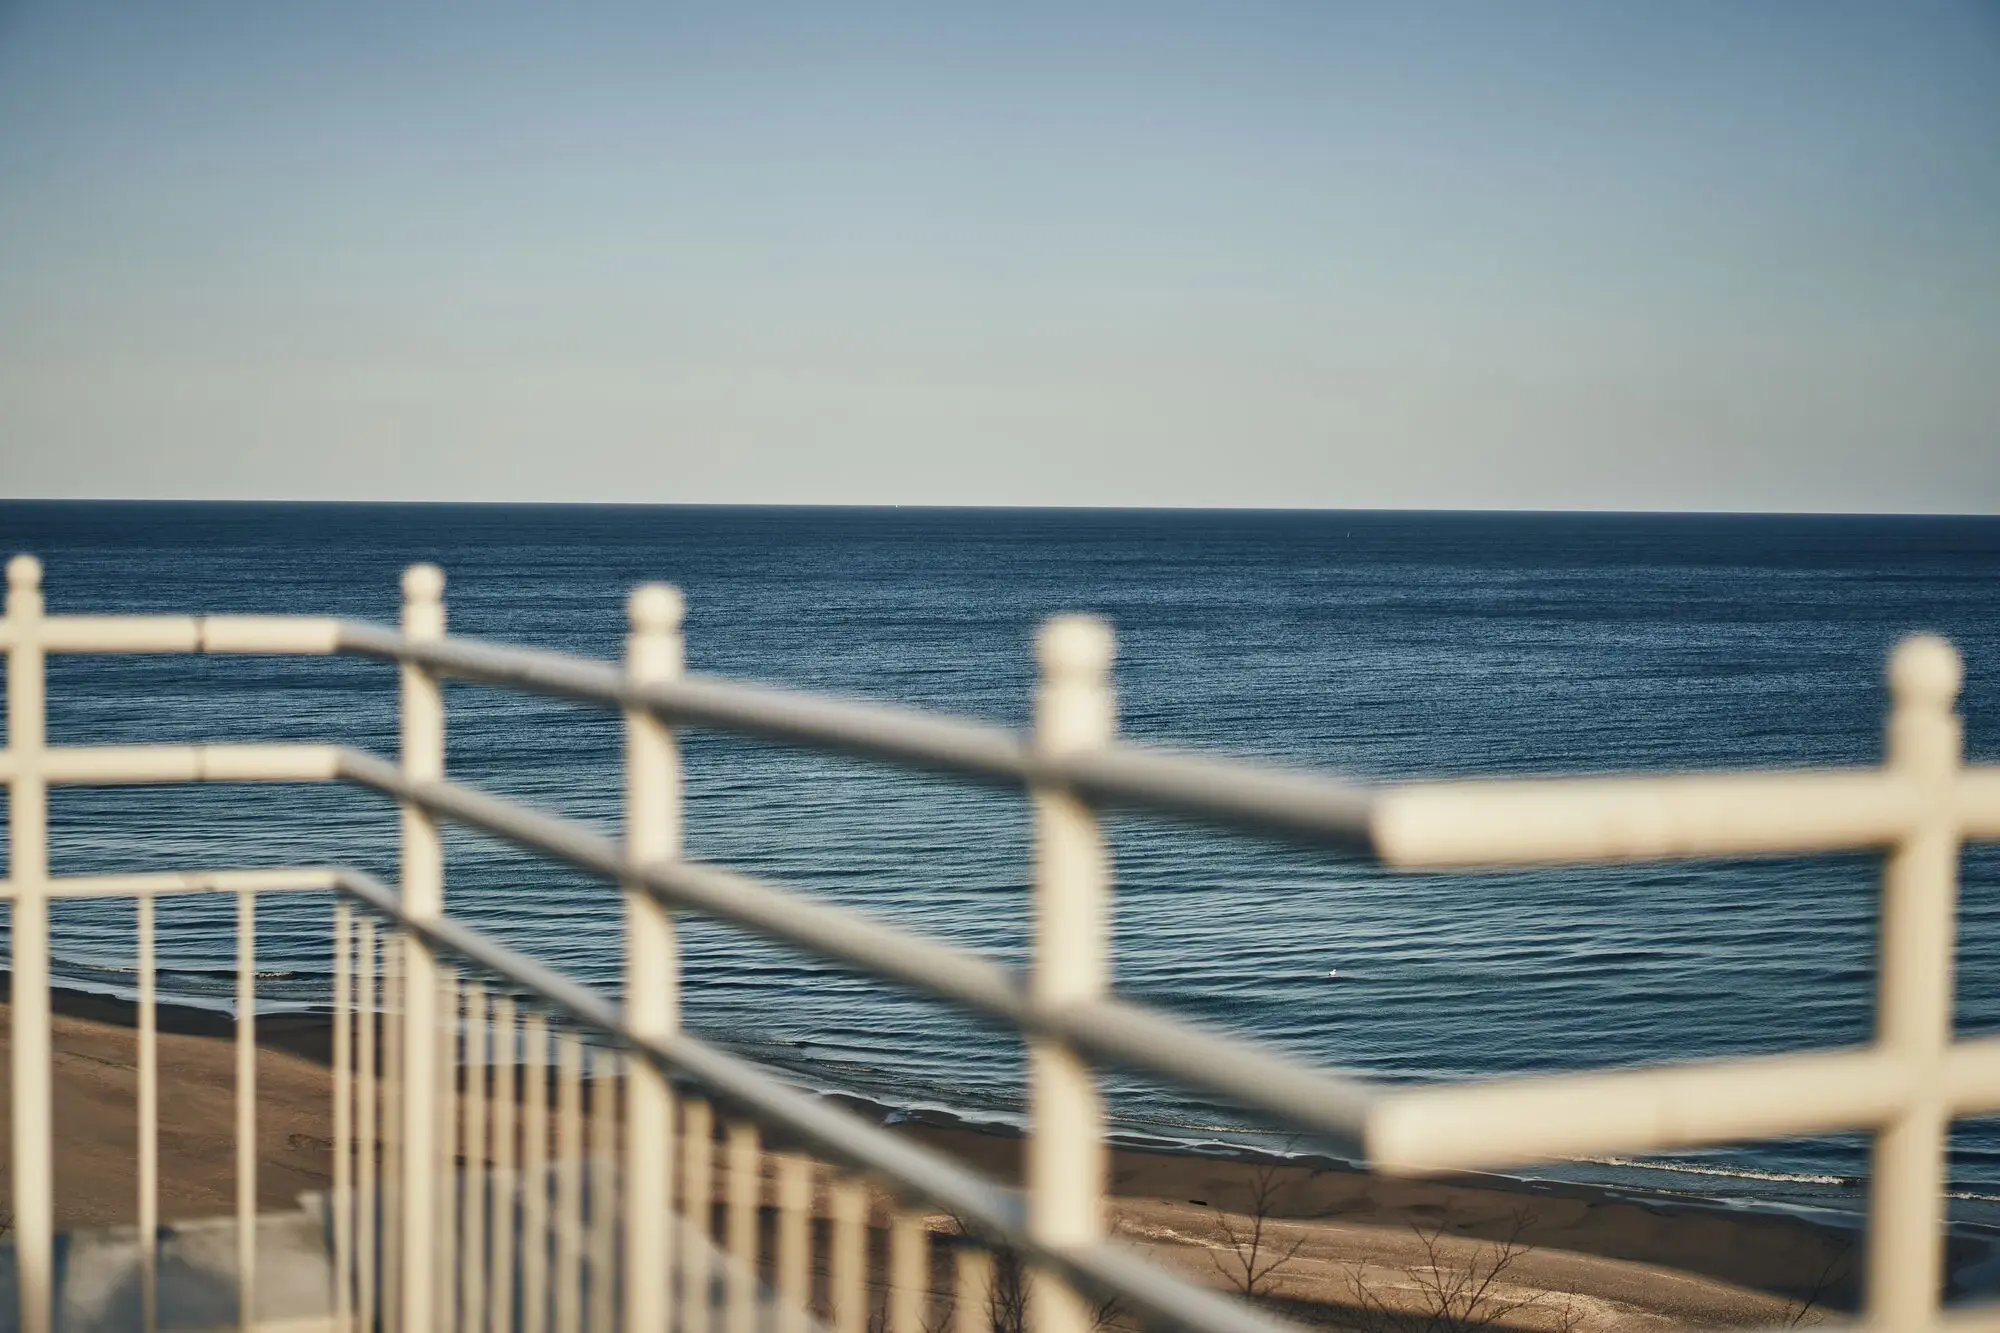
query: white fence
[{"left": 3, "top": 551, "right": 1998, "bottom": 1332}]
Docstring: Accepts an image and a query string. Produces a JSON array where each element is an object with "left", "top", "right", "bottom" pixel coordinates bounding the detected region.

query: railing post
[
  {"left": 5, "top": 554, "right": 53, "bottom": 1333},
  {"left": 624, "top": 583, "right": 683, "bottom": 1333},
  {"left": 236, "top": 888, "right": 259, "bottom": 1331},
  {"left": 1027, "top": 614, "right": 1116, "bottom": 1333},
  {"left": 331, "top": 902, "right": 353, "bottom": 1333},
  {"left": 399, "top": 564, "right": 447, "bottom": 1333},
  {"left": 1868, "top": 633, "right": 1963, "bottom": 1327}
]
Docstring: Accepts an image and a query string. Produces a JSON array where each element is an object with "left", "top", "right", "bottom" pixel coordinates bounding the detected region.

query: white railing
[{"left": 2, "top": 551, "right": 1997, "bottom": 1332}]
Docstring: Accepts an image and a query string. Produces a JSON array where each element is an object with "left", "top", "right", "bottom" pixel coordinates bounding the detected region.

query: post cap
[
  {"left": 629, "top": 583, "right": 685, "bottom": 633},
  {"left": 1889, "top": 633, "right": 1962, "bottom": 709},
  {"left": 401, "top": 563, "right": 445, "bottom": 603},
  {"left": 6, "top": 554, "right": 42, "bottom": 592},
  {"left": 1035, "top": 613, "right": 1115, "bottom": 681}
]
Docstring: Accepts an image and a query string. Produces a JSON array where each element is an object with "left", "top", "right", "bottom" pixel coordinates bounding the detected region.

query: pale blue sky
[{"left": 2, "top": 2, "right": 1996, "bottom": 510}]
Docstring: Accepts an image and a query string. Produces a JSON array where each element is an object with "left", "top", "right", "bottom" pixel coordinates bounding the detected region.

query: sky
[{"left": 1, "top": 2, "right": 1996, "bottom": 512}]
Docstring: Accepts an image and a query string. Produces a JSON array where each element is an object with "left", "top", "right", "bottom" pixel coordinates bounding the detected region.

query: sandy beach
[
  {"left": 0, "top": 986, "right": 337, "bottom": 1228},
  {"left": 0, "top": 985, "right": 1937, "bottom": 1328},
  {"left": 885, "top": 1114, "right": 1862, "bottom": 1328}
]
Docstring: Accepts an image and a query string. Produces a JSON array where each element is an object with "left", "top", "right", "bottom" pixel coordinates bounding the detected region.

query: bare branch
[
  {"left": 1348, "top": 1206, "right": 1578, "bottom": 1333},
  {"left": 1785, "top": 1240, "right": 1856, "bottom": 1328},
  {"left": 1197, "top": 1153, "right": 1321, "bottom": 1300}
]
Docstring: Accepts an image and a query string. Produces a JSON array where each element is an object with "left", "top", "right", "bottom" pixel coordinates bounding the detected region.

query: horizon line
[{"left": 4, "top": 496, "right": 2000, "bottom": 522}]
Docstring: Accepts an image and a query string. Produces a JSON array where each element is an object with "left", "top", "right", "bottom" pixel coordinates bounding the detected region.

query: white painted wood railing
[{"left": 3, "top": 552, "right": 1998, "bottom": 1332}]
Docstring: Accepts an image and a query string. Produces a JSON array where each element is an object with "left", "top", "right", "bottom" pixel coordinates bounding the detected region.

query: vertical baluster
[
  {"left": 680, "top": 1098, "right": 714, "bottom": 1333},
  {"left": 462, "top": 981, "right": 488, "bottom": 1333},
  {"left": 332, "top": 902, "right": 353, "bottom": 1333},
  {"left": 623, "top": 584, "right": 683, "bottom": 1333},
  {"left": 399, "top": 562, "right": 448, "bottom": 1333},
  {"left": 952, "top": 1246, "right": 993, "bottom": 1333},
  {"left": 438, "top": 969, "right": 461, "bottom": 1333},
  {"left": 828, "top": 1179, "right": 866, "bottom": 1333},
  {"left": 1869, "top": 635, "right": 1965, "bottom": 1326},
  {"left": 237, "top": 889, "right": 259, "bottom": 1332},
  {"left": 725, "top": 1121, "right": 759, "bottom": 1333},
  {"left": 383, "top": 936, "right": 403, "bottom": 1333},
  {"left": 491, "top": 996, "right": 519, "bottom": 1333},
  {"left": 358, "top": 919, "right": 379, "bottom": 1333},
  {"left": 6, "top": 554, "right": 53, "bottom": 1333},
  {"left": 588, "top": 1048, "right": 617, "bottom": 1333},
  {"left": 556, "top": 1031, "right": 585, "bottom": 1333},
  {"left": 1026, "top": 616, "right": 1115, "bottom": 1333},
  {"left": 523, "top": 1012, "right": 551, "bottom": 1333},
  {"left": 774, "top": 1154, "right": 811, "bottom": 1333},
  {"left": 138, "top": 893, "right": 161, "bottom": 1333},
  {"left": 888, "top": 1212, "right": 924, "bottom": 1333}
]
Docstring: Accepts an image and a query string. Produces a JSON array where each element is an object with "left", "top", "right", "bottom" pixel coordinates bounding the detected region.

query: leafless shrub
[
  {"left": 1343, "top": 1208, "right": 1583, "bottom": 1333},
  {"left": 925, "top": 1216, "right": 1123, "bottom": 1333},
  {"left": 1203, "top": 1158, "right": 1317, "bottom": 1300}
]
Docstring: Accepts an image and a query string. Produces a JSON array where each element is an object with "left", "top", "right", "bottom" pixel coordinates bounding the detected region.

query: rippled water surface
[{"left": 4, "top": 501, "right": 1999, "bottom": 1217}]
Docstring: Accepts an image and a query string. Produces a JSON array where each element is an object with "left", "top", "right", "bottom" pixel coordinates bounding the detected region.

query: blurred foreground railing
[{"left": 3, "top": 553, "right": 1998, "bottom": 1332}]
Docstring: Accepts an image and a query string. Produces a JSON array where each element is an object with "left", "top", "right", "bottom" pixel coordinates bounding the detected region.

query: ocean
[{"left": 3, "top": 501, "right": 1999, "bottom": 1223}]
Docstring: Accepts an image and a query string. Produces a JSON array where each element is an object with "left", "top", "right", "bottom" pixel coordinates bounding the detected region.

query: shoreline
[
  {"left": 824, "top": 1093, "right": 1878, "bottom": 1313},
  {"left": 21, "top": 980, "right": 1999, "bottom": 1314},
  {"left": 14, "top": 981, "right": 1865, "bottom": 1229},
  {"left": 0, "top": 971, "right": 338, "bottom": 1065}
]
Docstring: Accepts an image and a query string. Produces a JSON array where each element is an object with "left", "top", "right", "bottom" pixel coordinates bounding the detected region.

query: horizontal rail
[
  {"left": 337, "top": 621, "right": 1043, "bottom": 776},
  {"left": 339, "top": 625, "right": 2000, "bottom": 857},
  {"left": 331, "top": 748, "right": 1381, "bottom": 1149},
  {"left": 6, "top": 732, "right": 1995, "bottom": 1164},
  {"left": 1366, "top": 1046, "right": 1918, "bottom": 1174},
  {"left": 1062, "top": 743, "right": 1378, "bottom": 845},
  {"left": 7, "top": 614, "right": 343, "bottom": 654},
  {"left": 0, "top": 743, "right": 344, "bottom": 785},
  {"left": 17, "top": 617, "right": 2000, "bottom": 861},
  {"left": 1374, "top": 768, "right": 1922, "bottom": 866},
  {"left": 338, "top": 624, "right": 1383, "bottom": 849},
  {"left": 0, "top": 867, "right": 341, "bottom": 900},
  {"left": 328, "top": 868, "right": 1292, "bottom": 1333},
  {"left": 1944, "top": 1036, "right": 2000, "bottom": 1114},
  {"left": 1965, "top": 768, "right": 2000, "bottom": 839}
]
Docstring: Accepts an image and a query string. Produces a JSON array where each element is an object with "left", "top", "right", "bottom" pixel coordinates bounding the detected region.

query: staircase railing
[{"left": 4, "top": 552, "right": 1998, "bottom": 1332}]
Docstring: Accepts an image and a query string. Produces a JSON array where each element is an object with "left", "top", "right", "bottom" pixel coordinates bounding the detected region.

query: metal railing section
[{"left": 5, "top": 551, "right": 2000, "bottom": 1332}]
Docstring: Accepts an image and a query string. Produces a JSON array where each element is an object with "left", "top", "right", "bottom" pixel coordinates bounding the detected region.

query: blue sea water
[{"left": 3, "top": 501, "right": 1999, "bottom": 1222}]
